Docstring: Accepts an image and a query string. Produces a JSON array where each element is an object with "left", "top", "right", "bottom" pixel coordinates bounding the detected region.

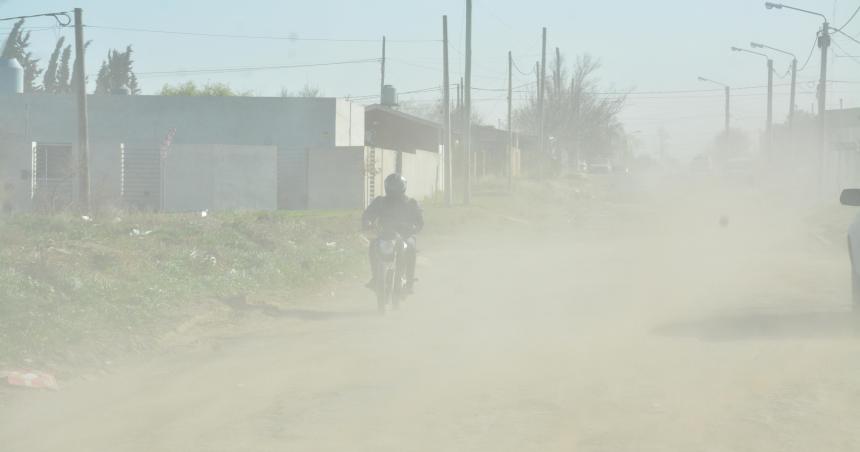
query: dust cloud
[
  {"left": 2, "top": 2, "right": 859, "bottom": 450},
  {"left": 2, "top": 160, "right": 859, "bottom": 451}
]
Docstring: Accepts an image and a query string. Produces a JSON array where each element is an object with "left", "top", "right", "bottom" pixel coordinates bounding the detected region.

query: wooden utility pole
[
  {"left": 539, "top": 27, "right": 547, "bottom": 159},
  {"left": 554, "top": 47, "right": 561, "bottom": 92},
  {"left": 766, "top": 58, "right": 773, "bottom": 154},
  {"left": 818, "top": 22, "right": 829, "bottom": 121},
  {"left": 442, "top": 15, "right": 453, "bottom": 205},
  {"left": 507, "top": 50, "right": 513, "bottom": 191},
  {"left": 456, "top": 81, "right": 461, "bottom": 110},
  {"left": 463, "top": 0, "right": 473, "bottom": 204},
  {"left": 74, "top": 8, "right": 90, "bottom": 213},
  {"left": 380, "top": 36, "right": 386, "bottom": 104},
  {"left": 459, "top": 77, "right": 464, "bottom": 109},
  {"left": 789, "top": 58, "right": 797, "bottom": 129}
]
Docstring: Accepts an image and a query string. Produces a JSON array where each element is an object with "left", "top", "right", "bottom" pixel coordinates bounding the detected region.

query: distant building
[
  {"left": 365, "top": 105, "right": 443, "bottom": 201},
  {"left": 827, "top": 108, "right": 860, "bottom": 151},
  {"left": 0, "top": 94, "right": 441, "bottom": 213}
]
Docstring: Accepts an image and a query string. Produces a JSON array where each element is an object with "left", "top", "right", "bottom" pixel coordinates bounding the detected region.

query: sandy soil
[{"left": 2, "top": 174, "right": 859, "bottom": 451}]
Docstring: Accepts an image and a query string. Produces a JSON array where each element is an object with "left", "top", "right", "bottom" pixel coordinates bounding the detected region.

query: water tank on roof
[
  {"left": 0, "top": 57, "right": 24, "bottom": 94},
  {"left": 382, "top": 84, "right": 398, "bottom": 106}
]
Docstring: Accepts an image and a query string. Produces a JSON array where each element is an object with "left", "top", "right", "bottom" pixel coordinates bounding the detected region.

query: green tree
[
  {"left": 94, "top": 46, "right": 140, "bottom": 94},
  {"left": 69, "top": 41, "right": 90, "bottom": 93},
  {"left": 513, "top": 53, "right": 626, "bottom": 165},
  {"left": 160, "top": 81, "right": 252, "bottom": 97},
  {"left": 42, "top": 37, "right": 66, "bottom": 94},
  {"left": 1, "top": 19, "right": 43, "bottom": 92},
  {"left": 56, "top": 45, "right": 72, "bottom": 93},
  {"left": 280, "top": 84, "right": 322, "bottom": 97}
]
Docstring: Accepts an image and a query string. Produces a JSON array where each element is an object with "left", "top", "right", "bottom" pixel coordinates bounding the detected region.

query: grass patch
[
  {"left": 0, "top": 178, "right": 592, "bottom": 372},
  {"left": 0, "top": 210, "right": 366, "bottom": 370}
]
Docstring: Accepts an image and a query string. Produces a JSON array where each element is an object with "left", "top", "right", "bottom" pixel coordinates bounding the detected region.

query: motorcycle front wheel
[{"left": 378, "top": 267, "right": 396, "bottom": 314}]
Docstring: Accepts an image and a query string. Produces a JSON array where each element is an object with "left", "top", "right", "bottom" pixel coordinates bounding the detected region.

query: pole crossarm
[{"left": 0, "top": 11, "right": 72, "bottom": 26}]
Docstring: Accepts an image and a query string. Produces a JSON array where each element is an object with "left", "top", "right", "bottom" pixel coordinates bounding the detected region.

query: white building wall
[
  {"left": 0, "top": 94, "right": 365, "bottom": 211},
  {"left": 163, "top": 144, "right": 277, "bottom": 212},
  {"left": 307, "top": 146, "right": 365, "bottom": 210},
  {"left": 408, "top": 149, "right": 441, "bottom": 201}
]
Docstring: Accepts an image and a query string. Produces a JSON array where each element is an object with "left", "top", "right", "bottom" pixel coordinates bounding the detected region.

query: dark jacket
[{"left": 362, "top": 195, "right": 424, "bottom": 237}]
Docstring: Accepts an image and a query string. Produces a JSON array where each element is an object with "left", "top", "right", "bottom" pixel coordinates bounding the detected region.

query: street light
[
  {"left": 731, "top": 46, "right": 774, "bottom": 145},
  {"left": 764, "top": 2, "right": 827, "bottom": 21},
  {"left": 751, "top": 41, "right": 797, "bottom": 128},
  {"left": 764, "top": 2, "right": 829, "bottom": 118},
  {"left": 697, "top": 76, "right": 730, "bottom": 137}
]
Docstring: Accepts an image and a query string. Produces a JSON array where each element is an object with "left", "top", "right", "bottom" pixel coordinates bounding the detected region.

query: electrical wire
[
  {"left": 835, "top": 4, "right": 860, "bottom": 31},
  {"left": 0, "top": 11, "right": 72, "bottom": 26},
  {"left": 797, "top": 35, "right": 820, "bottom": 72},
  {"left": 511, "top": 58, "right": 534, "bottom": 76},
  {"left": 832, "top": 38, "right": 860, "bottom": 65},
  {"left": 84, "top": 25, "right": 439, "bottom": 43},
  {"left": 472, "top": 82, "right": 535, "bottom": 92},
  {"left": 135, "top": 58, "right": 380, "bottom": 77},
  {"left": 832, "top": 27, "right": 860, "bottom": 46}
]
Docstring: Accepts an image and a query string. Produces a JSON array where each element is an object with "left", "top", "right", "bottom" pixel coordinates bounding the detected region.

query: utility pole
[
  {"left": 818, "top": 22, "right": 829, "bottom": 121},
  {"left": 507, "top": 50, "right": 513, "bottom": 191},
  {"left": 789, "top": 57, "right": 797, "bottom": 128},
  {"left": 538, "top": 27, "right": 547, "bottom": 159},
  {"left": 724, "top": 86, "right": 730, "bottom": 137},
  {"left": 74, "top": 8, "right": 90, "bottom": 213},
  {"left": 554, "top": 47, "right": 561, "bottom": 92},
  {"left": 766, "top": 58, "right": 773, "bottom": 152},
  {"left": 442, "top": 15, "right": 452, "bottom": 205},
  {"left": 697, "top": 76, "right": 730, "bottom": 142},
  {"left": 380, "top": 36, "right": 386, "bottom": 104},
  {"left": 818, "top": 22, "right": 829, "bottom": 194},
  {"left": 463, "top": 0, "right": 472, "bottom": 204},
  {"left": 459, "top": 77, "right": 464, "bottom": 109}
]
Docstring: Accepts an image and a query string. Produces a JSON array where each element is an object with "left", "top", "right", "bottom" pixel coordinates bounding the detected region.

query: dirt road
[{"left": 2, "top": 175, "right": 859, "bottom": 451}]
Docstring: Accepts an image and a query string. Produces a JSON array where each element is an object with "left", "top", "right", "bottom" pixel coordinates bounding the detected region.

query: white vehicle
[
  {"left": 839, "top": 189, "right": 860, "bottom": 310},
  {"left": 588, "top": 159, "right": 614, "bottom": 174},
  {"left": 690, "top": 154, "right": 713, "bottom": 173}
]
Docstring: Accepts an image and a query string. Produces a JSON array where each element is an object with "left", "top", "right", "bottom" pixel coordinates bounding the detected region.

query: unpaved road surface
[{"left": 2, "top": 175, "right": 860, "bottom": 451}]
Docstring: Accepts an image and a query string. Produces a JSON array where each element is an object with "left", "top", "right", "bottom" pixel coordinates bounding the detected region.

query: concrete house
[
  {"left": 365, "top": 105, "right": 443, "bottom": 201},
  {"left": 0, "top": 93, "right": 367, "bottom": 213}
]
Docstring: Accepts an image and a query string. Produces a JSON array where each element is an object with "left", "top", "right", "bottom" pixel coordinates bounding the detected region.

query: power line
[
  {"left": 798, "top": 35, "right": 819, "bottom": 72},
  {"left": 0, "top": 11, "right": 73, "bottom": 26},
  {"left": 135, "top": 58, "right": 380, "bottom": 78},
  {"left": 388, "top": 58, "right": 439, "bottom": 72},
  {"left": 84, "top": 25, "right": 439, "bottom": 43},
  {"left": 832, "top": 27, "right": 860, "bottom": 46},
  {"left": 835, "top": 4, "right": 860, "bottom": 31},
  {"left": 832, "top": 38, "right": 860, "bottom": 65},
  {"left": 473, "top": 81, "right": 534, "bottom": 92},
  {"left": 511, "top": 57, "right": 534, "bottom": 76}
]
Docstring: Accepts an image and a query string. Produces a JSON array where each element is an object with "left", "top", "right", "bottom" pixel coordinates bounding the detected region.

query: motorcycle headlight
[{"left": 378, "top": 240, "right": 396, "bottom": 255}]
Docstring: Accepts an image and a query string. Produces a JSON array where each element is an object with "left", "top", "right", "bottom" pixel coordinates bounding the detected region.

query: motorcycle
[{"left": 373, "top": 232, "right": 410, "bottom": 314}]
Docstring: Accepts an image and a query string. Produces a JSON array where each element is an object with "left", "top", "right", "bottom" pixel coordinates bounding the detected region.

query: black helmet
[{"left": 384, "top": 173, "right": 407, "bottom": 197}]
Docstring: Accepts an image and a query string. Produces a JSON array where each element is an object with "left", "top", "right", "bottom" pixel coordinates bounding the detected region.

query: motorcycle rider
[{"left": 362, "top": 173, "right": 424, "bottom": 293}]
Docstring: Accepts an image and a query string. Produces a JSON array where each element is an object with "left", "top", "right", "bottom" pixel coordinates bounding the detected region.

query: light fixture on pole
[
  {"left": 764, "top": 2, "right": 829, "bottom": 119},
  {"left": 697, "top": 76, "right": 730, "bottom": 137},
  {"left": 751, "top": 41, "right": 797, "bottom": 128},
  {"left": 731, "top": 46, "right": 774, "bottom": 145}
]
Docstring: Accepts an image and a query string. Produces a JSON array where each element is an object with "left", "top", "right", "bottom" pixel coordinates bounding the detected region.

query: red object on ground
[{"left": 3, "top": 370, "right": 59, "bottom": 390}]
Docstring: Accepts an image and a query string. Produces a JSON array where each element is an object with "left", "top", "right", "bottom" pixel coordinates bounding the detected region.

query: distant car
[
  {"left": 722, "top": 157, "right": 755, "bottom": 184},
  {"left": 588, "top": 159, "right": 613, "bottom": 174},
  {"left": 839, "top": 189, "right": 860, "bottom": 311},
  {"left": 690, "top": 154, "right": 713, "bottom": 173}
]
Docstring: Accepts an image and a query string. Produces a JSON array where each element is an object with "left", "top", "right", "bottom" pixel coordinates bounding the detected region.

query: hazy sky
[{"left": 2, "top": 0, "right": 859, "bottom": 158}]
